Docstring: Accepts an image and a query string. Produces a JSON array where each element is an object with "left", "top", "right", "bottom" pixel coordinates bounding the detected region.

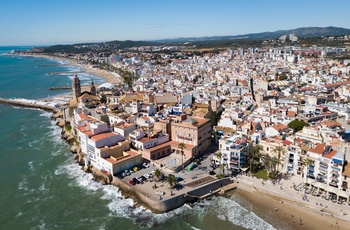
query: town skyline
[{"left": 1, "top": 0, "right": 350, "bottom": 46}]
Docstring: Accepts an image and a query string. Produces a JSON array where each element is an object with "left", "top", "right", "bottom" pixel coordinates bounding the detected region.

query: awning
[
  {"left": 333, "top": 159, "right": 343, "bottom": 164},
  {"left": 314, "top": 182, "right": 327, "bottom": 190},
  {"left": 337, "top": 190, "right": 350, "bottom": 198}
]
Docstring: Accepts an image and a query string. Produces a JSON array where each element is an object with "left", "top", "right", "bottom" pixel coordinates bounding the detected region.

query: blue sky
[{"left": 1, "top": 0, "right": 350, "bottom": 46}]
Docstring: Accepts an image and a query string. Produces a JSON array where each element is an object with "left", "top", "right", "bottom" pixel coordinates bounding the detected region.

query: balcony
[
  {"left": 177, "top": 135, "right": 192, "bottom": 141},
  {"left": 319, "top": 166, "right": 328, "bottom": 172}
]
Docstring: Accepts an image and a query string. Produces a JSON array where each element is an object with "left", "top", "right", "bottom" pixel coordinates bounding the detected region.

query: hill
[{"left": 156, "top": 26, "right": 350, "bottom": 42}]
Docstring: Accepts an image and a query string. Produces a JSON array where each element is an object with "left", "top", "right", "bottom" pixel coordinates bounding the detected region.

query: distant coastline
[{"left": 17, "top": 53, "right": 121, "bottom": 84}]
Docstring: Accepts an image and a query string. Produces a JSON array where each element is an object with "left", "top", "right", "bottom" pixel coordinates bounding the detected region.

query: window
[{"left": 266, "top": 147, "right": 269, "bottom": 151}]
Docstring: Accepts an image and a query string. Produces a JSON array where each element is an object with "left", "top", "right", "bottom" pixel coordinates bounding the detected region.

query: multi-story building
[
  {"left": 171, "top": 115, "right": 212, "bottom": 158},
  {"left": 75, "top": 111, "right": 142, "bottom": 175},
  {"left": 219, "top": 135, "right": 249, "bottom": 172}
]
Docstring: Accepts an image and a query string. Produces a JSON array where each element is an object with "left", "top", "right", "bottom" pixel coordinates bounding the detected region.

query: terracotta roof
[
  {"left": 323, "top": 150, "right": 337, "bottom": 159},
  {"left": 272, "top": 123, "right": 289, "bottom": 131},
  {"left": 91, "top": 132, "right": 119, "bottom": 141},
  {"left": 286, "top": 111, "right": 296, "bottom": 117},
  {"left": 282, "top": 140, "right": 292, "bottom": 146},
  {"left": 309, "top": 143, "right": 325, "bottom": 155}
]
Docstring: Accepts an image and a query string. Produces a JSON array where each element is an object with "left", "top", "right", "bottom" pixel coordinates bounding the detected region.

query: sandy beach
[
  {"left": 20, "top": 54, "right": 121, "bottom": 84},
  {"left": 233, "top": 176, "right": 349, "bottom": 230}
]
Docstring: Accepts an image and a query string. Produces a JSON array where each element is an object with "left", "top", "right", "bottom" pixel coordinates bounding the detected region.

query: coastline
[
  {"left": 233, "top": 178, "right": 349, "bottom": 229},
  {"left": 18, "top": 53, "right": 121, "bottom": 84},
  {"left": 8, "top": 52, "right": 349, "bottom": 227}
]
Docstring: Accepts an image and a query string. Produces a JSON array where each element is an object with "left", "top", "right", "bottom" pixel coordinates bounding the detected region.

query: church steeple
[
  {"left": 90, "top": 80, "right": 96, "bottom": 96},
  {"left": 72, "top": 73, "right": 81, "bottom": 101}
]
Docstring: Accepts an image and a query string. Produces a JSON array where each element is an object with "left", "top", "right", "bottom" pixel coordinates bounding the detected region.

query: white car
[{"left": 143, "top": 163, "right": 150, "bottom": 168}]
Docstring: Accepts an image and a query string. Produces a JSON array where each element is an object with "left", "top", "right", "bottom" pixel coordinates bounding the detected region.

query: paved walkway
[{"left": 235, "top": 174, "right": 350, "bottom": 221}]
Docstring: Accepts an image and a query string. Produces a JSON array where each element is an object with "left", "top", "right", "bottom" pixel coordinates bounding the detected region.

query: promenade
[{"left": 234, "top": 174, "right": 350, "bottom": 229}]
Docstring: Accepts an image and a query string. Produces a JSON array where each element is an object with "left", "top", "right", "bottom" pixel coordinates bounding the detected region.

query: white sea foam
[
  {"left": 16, "top": 211, "right": 24, "bottom": 217},
  {"left": 28, "top": 161, "right": 34, "bottom": 171},
  {"left": 18, "top": 176, "right": 29, "bottom": 191},
  {"left": 39, "top": 183, "right": 46, "bottom": 191},
  {"left": 215, "top": 197, "right": 276, "bottom": 230},
  {"left": 55, "top": 162, "right": 102, "bottom": 192}
]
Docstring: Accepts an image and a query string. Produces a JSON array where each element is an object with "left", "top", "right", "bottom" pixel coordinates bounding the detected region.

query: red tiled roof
[
  {"left": 309, "top": 143, "right": 325, "bottom": 155},
  {"left": 91, "top": 132, "right": 118, "bottom": 141}
]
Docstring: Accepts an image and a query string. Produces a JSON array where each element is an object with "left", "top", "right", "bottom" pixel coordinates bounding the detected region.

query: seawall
[
  {"left": 0, "top": 98, "right": 59, "bottom": 112},
  {"left": 111, "top": 176, "right": 232, "bottom": 213}
]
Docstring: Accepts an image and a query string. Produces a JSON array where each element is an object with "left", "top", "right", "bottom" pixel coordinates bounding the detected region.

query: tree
[
  {"left": 247, "top": 144, "right": 264, "bottom": 173},
  {"left": 288, "top": 119, "right": 309, "bottom": 133},
  {"left": 178, "top": 143, "right": 186, "bottom": 172},
  {"left": 100, "top": 94, "right": 107, "bottom": 104},
  {"left": 303, "top": 158, "right": 313, "bottom": 183},
  {"left": 216, "top": 152, "right": 222, "bottom": 165},
  {"left": 272, "top": 145, "right": 287, "bottom": 173},
  {"left": 166, "top": 174, "right": 177, "bottom": 189},
  {"left": 263, "top": 155, "right": 279, "bottom": 179},
  {"left": 219, "top": 163, "right": 227, "bottom": 176},
  {"left": 154, "top": 168, "right": 163, "bottom": 181}
]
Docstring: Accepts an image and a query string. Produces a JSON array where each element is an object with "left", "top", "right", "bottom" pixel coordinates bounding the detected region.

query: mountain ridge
[{"left": 154, "top": 26, "right": 350, "bottom": 42}]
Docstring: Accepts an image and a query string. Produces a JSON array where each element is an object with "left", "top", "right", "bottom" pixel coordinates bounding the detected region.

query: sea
[{"left": 0, "top": 46, "right": 279, "bottom": 230}]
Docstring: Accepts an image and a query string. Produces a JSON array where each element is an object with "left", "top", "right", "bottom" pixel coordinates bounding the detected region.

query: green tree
[
  {"left": 272, "top": 145, "right": 287, "bottom": 173},
  {"left": 154, "top": 168, "right": 163, "bottom": 181},
  {"left": 247, "top": 144, "right": 264, "bottom": 173},
  {"left": 288, "top": 119, "right": 309, "bottom": 133},
  {"left": 166, "top": 174, "right": 177, "bottom": 189},
  {"left": 100, "top": 95, "right": 107, "bottom": 104},
  {"left": 263, "top": 155, "right": 279, "bottom": 179},
  {"left": 279, "top": 72, "right": 288, "bottom": 80},
  {"left": 178, "top": 143, "right": 186, "bottom": 172},
  {"left": 219, "top": 163, "right": 227, "bottom": 176},
  {"left": 303, "top": 158, "right": 313, "bottom": 183}
]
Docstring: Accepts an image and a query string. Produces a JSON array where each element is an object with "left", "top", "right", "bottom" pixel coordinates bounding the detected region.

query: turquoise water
[{"left": 0, "top": 47, "right": 276, "bottom": 230}]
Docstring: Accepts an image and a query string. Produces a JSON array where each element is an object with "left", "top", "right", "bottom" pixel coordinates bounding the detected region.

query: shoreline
[
  {"left": 7, "top": 52, "right": 350, "bottom": 227},
  {"left": 232, "top": 178, "right": 349, "bottom": 229},
  {"left": 17, "top": 53, "right": 121, "bottom": 84}
]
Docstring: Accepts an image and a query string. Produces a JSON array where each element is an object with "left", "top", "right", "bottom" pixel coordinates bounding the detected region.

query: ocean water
[{"left": 0, "top": 46, "right": 276, "bottom": 230}]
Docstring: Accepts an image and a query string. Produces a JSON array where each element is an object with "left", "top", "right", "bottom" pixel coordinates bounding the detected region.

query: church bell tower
[{"left": 72, "top": 73, "right": 81, "bottom": 101}]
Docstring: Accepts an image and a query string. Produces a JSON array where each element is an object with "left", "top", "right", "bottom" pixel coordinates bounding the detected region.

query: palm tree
[
  {"left": 154, "top": 168, "right": 163, "bottom": 182},
  {"left": 178, "top": 142, "right": 186, "bottom": 172},
  {"left": 219, "top": 163, "right": 227, "bottom": 176},
  {"left": 216, "top": 152, "right": 222, "bottom": 166},
  {"left": 303, "top": 158, "right": 313, "bottom": 183},
  {"left": 166, "top": 174, "right": 177, "bottom": 189},
  {"left": 247, "top": 144, "right": 264, "bottom": 173},
  {"left": 272, "top": 145, "right": 287, "bottom": 173},
  {"left": 262, "top": 155, "right": 279, "bottom": 179}
]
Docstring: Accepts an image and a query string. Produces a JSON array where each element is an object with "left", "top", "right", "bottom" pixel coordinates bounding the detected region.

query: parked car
[
  {"left": 140, "top": 175, "right": 148, "bottom": 182},
  {"left": 142, "top": 163, "right": 150, "bottom": 168},
  {"left": 129, "top": 180, "right": 135, "bottom": 186},
  {"left": 144, "top": 173, "right": 150, "bottom": 179},
  {"left": 133, "top": 167, "right": 139, "bottom": 172},
  {"left": 133, "top": 177, "right": 140, "bottom": 184},
  {"left": 121, "top": 172, "right": 126, "bottom": 177},
  {"left": 124, "top": 169, "right": 131, "bottom": 176}
]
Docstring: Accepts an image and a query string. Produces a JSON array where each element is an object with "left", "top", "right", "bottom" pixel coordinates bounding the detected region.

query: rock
[
  {"left": 56, "top": 119, "right": 65, "bottom": 127},
  {"left": 70, "top": 144, "right": 79, "bottom": 153}
]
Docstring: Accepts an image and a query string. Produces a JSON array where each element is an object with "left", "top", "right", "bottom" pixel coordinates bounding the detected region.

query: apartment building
[
  {"left": 171, "top": 115, "right": 212, "bottom": 158},
  {"left": 219, "top": 135, "right": 249, "bottom": 171}
]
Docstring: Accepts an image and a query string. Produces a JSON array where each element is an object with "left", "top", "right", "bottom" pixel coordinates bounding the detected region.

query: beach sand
[
  {"left": 233, "top": 182, "right": 348, "bottom": 230},
  {"left": 21, "top": 54, "right": 121, "bottom": 84}
]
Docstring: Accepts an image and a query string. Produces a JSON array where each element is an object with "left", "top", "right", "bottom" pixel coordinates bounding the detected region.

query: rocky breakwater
[
  {"left": 0, "top": 97, "right": 59, "bottom": 112},
  {"left": 51, "top": 109, "right": 84, "bottom": 166}
]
